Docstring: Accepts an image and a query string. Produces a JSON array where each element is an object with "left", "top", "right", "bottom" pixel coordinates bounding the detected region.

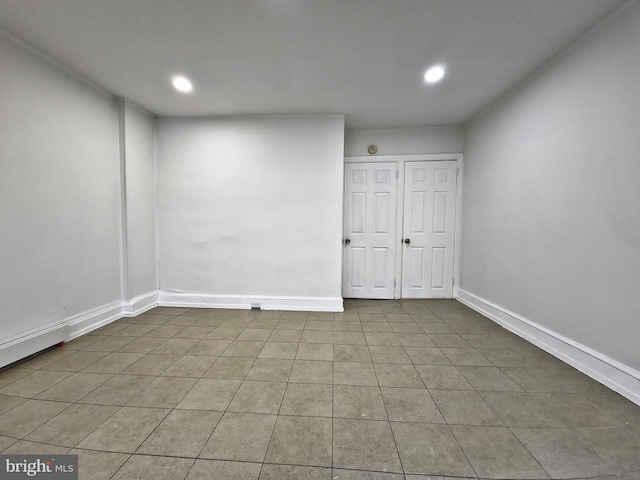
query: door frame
[{"left": 343, "top": 153, "right": 464, "bottom": 299}]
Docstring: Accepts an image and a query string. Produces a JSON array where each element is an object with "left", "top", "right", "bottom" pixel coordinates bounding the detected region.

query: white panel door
[
  {"left": 343, "top": 163, "right": 397, "bottom": 299},
  {"left": 401, "top": 161, "right": 458, "bottom": 298}
]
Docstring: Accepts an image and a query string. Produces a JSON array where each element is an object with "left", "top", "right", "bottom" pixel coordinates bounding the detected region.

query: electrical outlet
[{"left": 251, "top": 302, "right": 261, "bottom": 310}]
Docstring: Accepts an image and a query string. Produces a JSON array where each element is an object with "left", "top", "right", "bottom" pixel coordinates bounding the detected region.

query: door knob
[
  {"left": 404, "top": 238, "right": 411, "bottom": 244},
  {"left": 344, "top": 238, "right": 351, "bottom": 245}
]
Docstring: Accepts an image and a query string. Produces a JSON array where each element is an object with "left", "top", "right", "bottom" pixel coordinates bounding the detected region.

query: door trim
[{"left": 344, "top": 153, "right": 464, "bottom": 299}]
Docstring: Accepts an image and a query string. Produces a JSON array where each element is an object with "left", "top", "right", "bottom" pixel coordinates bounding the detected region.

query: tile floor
[{"left": 0, "top": 299, "right": 639, "bottom": 479}]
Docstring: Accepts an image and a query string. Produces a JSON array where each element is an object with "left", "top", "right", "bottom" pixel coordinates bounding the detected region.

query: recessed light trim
[
  {"left": 424, "top": 65, "right": 445, "bottom": 84},
  {"left": 172, "top": 76, "right": 193, "bottom": 93}
]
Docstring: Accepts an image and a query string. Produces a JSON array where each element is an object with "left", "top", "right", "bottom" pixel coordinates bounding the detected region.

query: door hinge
[
  {"left": 452, "top": 277, "right": 455, "bottom": 286},
  {"left": 396, "top": 170, "right": 399, "bottom": 180},
  {"left": 456, "top": 167, "right": 460, "bottom": 176}
]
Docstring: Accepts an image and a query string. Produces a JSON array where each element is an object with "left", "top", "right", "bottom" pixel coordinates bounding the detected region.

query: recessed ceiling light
[
  {"left": 424, "top": 65, "right": 445, "bottom": 84},
  {"left": 172, "top": 76, "right": 193, "bottom": 93}
]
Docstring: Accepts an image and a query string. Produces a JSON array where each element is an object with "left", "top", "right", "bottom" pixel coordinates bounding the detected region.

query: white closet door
[
  {"left": 343, "top": 163, "right": 397, "bottom": 299},
  {"left": 401, "top": 161, "right": 458, "bottom": 298}
]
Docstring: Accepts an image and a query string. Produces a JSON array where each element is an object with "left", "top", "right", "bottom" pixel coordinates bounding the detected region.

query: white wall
[
  {"left": 122, "top": 101, "right": 158, "bottom": 301},
  {"left": 461, "top": 2, "right": 640, "bottom": 395},
  {"left": 0, "top": 33, "right": 121, "bottom": 356},
  {"left": 344, "top": 126, "right": 464, "bottom": 157},
  {"left": 157, "top": 115, "right": 345, "bottom": 311}
]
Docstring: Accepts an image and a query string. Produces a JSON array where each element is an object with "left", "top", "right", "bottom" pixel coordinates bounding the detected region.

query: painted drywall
[
  {"left": 0, "top": 33, "right": 121, "bottom": 342},
  {"left": 344, "top": 126, "right": 464, "bottom": 157},
  {"left": 462, "top": 2, "right": 640, "bottom": 371},
  {"left": 122, "top": 101, "right": 158, "bottom": 299},
  {"left": 157, "top": 115, "right": 345, "bottom": 305}
]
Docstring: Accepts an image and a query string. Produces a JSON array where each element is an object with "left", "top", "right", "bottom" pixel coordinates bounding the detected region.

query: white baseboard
[
  {"left": 158, "top": 292, "right": 344, "bottom": 312},
  {"left": 67, "top": 300, "right": 125, "bottom": 340},
  {"left": 122, "top": 290, "right": 160, "bottom": 317},
  {"left": 0, "top": 321, "right": 69, "bottom": 369},
  {"left": 456, "top": 289, "right": 640, "bottom": 406},
  {"left": 0, "top": 290, "right": 162, "bottom": 369}
]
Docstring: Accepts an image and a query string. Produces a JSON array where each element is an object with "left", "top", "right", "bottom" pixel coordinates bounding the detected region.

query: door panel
[
  {"left": 401, "top": 161, "right": 458, "bottom": 298},
  {"left": 343, "top": 163, "right": 397, "bottom": 299}
]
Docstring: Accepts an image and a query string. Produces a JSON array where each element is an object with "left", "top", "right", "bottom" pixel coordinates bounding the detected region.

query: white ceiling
[{"left": 0, "top": 0, "right": 625, "bottom": 129}]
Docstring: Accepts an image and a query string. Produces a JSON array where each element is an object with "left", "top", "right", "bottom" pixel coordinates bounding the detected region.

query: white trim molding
[
  {"left": 457, "top": 289, "right": 640, "bottom": 406},
  {"left": 122, "top": 290, "right": 160, "bottom": 317},
  {"left": 0, "top": 291, "right": 161, "bottom": 369},
  {"left": 158, "top": 292, "right": 344, "bottom": 312},
  {"left": 0, "top": 321, "right": 69, "bottom": 369}
]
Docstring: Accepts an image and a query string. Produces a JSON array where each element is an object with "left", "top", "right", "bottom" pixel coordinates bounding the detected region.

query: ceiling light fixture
[
  {"left": 172, "top": 76, "right": 193, "bottom": 93},
  {"left": 424, "top": 65, "right": 445, "bottom": 84}
]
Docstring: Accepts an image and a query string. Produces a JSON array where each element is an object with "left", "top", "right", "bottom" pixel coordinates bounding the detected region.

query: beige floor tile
[
  {"left": 275, "top": 319, "right": 307, "bottom": 330},
  {"left": 334, "top": 362, "right": 377, "bottom": 386},
  {"left": 205, "top": 327, "right": 244, "bottom": 340},
  {"left": 334, "top": 331, "right": 367, "bottom": 345},
  {"left": 396, "top": 333, "right": 436, "bottom": 347},
  {"left": 369, "top": 346, "right": 411, "bottom": 364},
  {"left": 332, "top": 470, "right": 404, "bottom": 479},
  {"left": 280, "top": 383, "right": 332, "bottom": 417},
  {"left": 0, "top": 367, "right": 37, "bottom": 388},
  {"left": 25, "top": 403, "right": 118, "bottom": 447},
  {"left": 261, "top": 464, "right": 331, "bottom": 480},
  {"left": 456, "top": 366, "right": 524, "bottom": 392},
  {"left": 512, "top": 427, "right": 614, "bottom": 478},
  {"left": 0, "top": 399, "right": 70, "bottom": 437},
  {"left": 77, "top": 406, "right": 170, "bottom": 453},
  {"left": 3, "top": 439, "right": 70, "bottom": 454},
  {"left": 200, "top": 412, "right": 276, "bottom": 462},
  {"left": 137, "top": 409, "right": 222, "bottom": 457},
  {"left": 301, "top": 330, "right": 334, "bottom": 344},
  {"left": 430, "top": 390, "right": 503, "bottom": 426},
  {"left": 35, "top": 372, "right": 112, "bottom": 402},
  {"left": 203, "top": 356, "right": 254, "bottom": 379},
  {"left": 479, "top": 391, "right": 561, "bottom": 427},
  {"left": 333, "top": 385, "right": 387, "bottom": 420},
  {"left": 265, "top": 416, "right": 332, "bottom": 466},
  {"left": 334, "top": 344, "right": 371, "bottom": 363},
  {"left": 81, "top": 352, "right": 144, "bottom": 374},
  {"left": 112, "top": 455, "right": 194, "bottom": 480},
  {"left": 245, "top": 358, "right": 293, "bottom": 382},
  {"left": 364, "top": 332, "right": 401, "bottom": 346},
  {"left": 120, "top": 353, "right": 181, "bottom": 375},
  {"left": 70, "top": 449, "right": 130, "bottom": 480},
  {"left": 176, "top": 378, "right": 241, "bottom": 411},
  {"left": 391, "top": 422, "right": 475, "bottom": 477},
  {"left": 333, "top": 418, "right": 402, "bottom": 472},
  {"left": 297, "top": 342, "right": 333, "bottom": 361},
  {"left": 188, "top": 339, "right": 234, "bottom": 356},
  {"left": 415, "top": 365, "right": 472, "bottom": 390},
  {"left": 305, "top": 320, "right": 334, "bottom": 331},
  {"left": 451, "top": 425, "right": 549, "bottom": 479},
  {"left": 227, "top": 381, "right": 286, "bottom": 414},
  {"left": 82, "top": 336, "right": 136, "bottom": 352},
  {"left": 259, "top": 342, "right": 299, "bottom": 359},
  {"left": 374, "top": 364, "right": 424, "bottom": 388},
  {"left": 187, "top": 459, "right": 261, "bottom": 480},
  {"left": 362, "top": 322, "right": 393, "bottom": 332},
  {"left": 574, "top": 426, "right": 640, "bottom": 474},
  {"left": 334, "top": 321, "right": 363, "bottom": 332},
  {"left": 0, "top": 394, "right": 26, "bottom": 415},
  {"left": 405, "top": 347, "right": 451, "bottom": 365},
  {"left": 151, "top": 337, "right": 200, "bottom": 355},
  {"left": 115, "top": 336, "right": 167, "bottom": 353},
  {"left": 0, "top": 369, "right": 72, "bottom": 397},
  {"left": 441, "top": 348, "right": 492, "bottom": 366},
  {"left": 160, "top": 355, "right": 216, "bottom": 377},
  {"left": 238, "top": 328, "right": 273, "bottom": 341},
  {"left": 127, "top": 376, "right": 197, "bottom": 408},
  {"left": 289, "top": 360, "right": 333, "bottom": 384},
  {"left": 78, "top": 374, "right": 155, "bottom": 406},
  {"left": 380, "top": 387, "right": 444, "bottom": 423},
  {"left": 172, "top": 326, "right": 216, "bottom": 339},
  {"left": 221, "top": 340, "right": 265, "bottom": 358},
  {"left": 268, "top": 329, "right": 303, "bottom": 342}
]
